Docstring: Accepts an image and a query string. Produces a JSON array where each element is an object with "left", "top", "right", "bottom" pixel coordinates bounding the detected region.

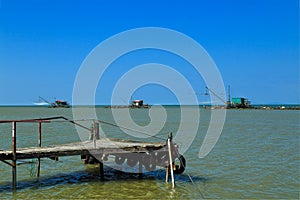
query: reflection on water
[{"left": 0, "top": 107, "right": 299, "bottom": 199}]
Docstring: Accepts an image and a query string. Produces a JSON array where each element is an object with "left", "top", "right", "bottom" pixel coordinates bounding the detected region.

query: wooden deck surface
[{"left": 0, "top": 138, "right": 167, "bottom": 160}]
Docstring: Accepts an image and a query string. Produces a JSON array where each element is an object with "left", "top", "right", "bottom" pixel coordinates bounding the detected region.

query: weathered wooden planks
[{"left": 0, "top": 138, "right": 167, "bottom": 160}]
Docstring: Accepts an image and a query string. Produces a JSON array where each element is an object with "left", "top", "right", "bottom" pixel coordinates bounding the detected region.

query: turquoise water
[{"left": 0, "top": 106, "right": 299, "bottom": 199}]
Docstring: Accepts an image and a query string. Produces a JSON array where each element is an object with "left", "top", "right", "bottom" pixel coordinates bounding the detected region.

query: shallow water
[{"left": 0, "top": 106, "right": 299, "bottom": 199}]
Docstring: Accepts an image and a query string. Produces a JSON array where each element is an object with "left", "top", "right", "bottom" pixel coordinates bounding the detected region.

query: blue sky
[{"left": 0, "top": 0, "right": 299, "bottom": 105}]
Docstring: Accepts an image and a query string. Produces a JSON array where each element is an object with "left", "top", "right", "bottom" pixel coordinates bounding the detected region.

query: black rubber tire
[
  {"left": 173, "top": 155, "right": 186, "bottom": 174},
  {"left": 142, "top": 154, "right": 156, "bottom": 171},
  {"left": 127, "top": 156, "right": 139, "bottom": 167},
  {"left": 115, "top": 155, "right": 125, "bottom": 165}
]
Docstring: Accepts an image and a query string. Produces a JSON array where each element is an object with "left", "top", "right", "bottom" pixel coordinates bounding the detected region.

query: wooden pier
[
  {"left": 0, "top": 117, "right": 185, "bottom": 190},
  {"left": 0, "top": 139, "right": 167, "bottom": 160}
]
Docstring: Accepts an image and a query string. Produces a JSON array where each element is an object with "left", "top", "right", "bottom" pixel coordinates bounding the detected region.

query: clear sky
[{"left": 0, "top": 0, "right": 299, "bottom": 105}]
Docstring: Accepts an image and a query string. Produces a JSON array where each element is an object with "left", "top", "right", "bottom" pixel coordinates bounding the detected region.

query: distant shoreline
[{"left": 0, "top": 104, "right": 299, "bottom": 110}]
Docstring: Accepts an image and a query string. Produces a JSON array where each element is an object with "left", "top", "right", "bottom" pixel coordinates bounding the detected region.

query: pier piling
[
  {"left": 12, "top": 121, "right": 17, "bottom": 191},
  {"left": 99, "top": 162, "right": 104, "bottom": 180},
  {"left": 37, "top": 121, "right": 42, "bottom": 177}
]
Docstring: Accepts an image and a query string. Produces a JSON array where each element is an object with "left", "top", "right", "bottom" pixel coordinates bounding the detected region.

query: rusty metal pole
[
  {"left": 37, "top": 121, "right": 42, "bottom": 177},
  {"left": 12, "top": 121, "right": 17, "bottom": 190}
]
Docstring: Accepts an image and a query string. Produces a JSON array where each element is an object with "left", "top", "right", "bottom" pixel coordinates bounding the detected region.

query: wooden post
[
  {"left": 91, "top": 122, "right": 96, "bottom": 148},
  {"left": 38, "top": 121, "right": 42, "bottom": 147},
  {"left": 91, "top": 121, "right": 99, "bottom": 148},
  {"left": 12, "top": 121, "right": 17, "bottom": 191},
  {"left": 99, "top": 161, "right": 104, "bottom": 180},
  {"left": 167, "top": 132, "right": 175, "bottom": 188},
  {"left": 94, "top": 121, "right": 99, "bottom": 140},
  {"left": 89, "top": 123, "right": 94, "bottom": 140},
  {"left": 92, "top": 121, "right": 103, "bottom": 180},
  {"left": 37, "top": 121, "right": 42, "bottom": 177},
  {"left": 165, "top": 165, "right": 169, "bottom": 183}
]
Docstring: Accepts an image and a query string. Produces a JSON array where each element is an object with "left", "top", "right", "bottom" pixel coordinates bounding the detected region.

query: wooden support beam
[
  {"left": 94, "top": 121, "right": 99, "bottom": 140},
  {"left": 37, "top": 121, "right": 42, "bottom": 177},
  {"left": 12, "top": 121, "right": 17, "bottom": 191},
  {"left": 99, "top": 161, "right": 104, "bottom": 181},
  {"left": 0, "top": 159, "right": 13, "bottom": 167},
  {"left": 165, "top": 165, "right": 169, "bottom": 183}
]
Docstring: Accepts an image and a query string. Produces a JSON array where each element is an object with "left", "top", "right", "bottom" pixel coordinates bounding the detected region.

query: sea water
[{"left": 0, "top": 106, "right": 299, "bottom": 199}]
